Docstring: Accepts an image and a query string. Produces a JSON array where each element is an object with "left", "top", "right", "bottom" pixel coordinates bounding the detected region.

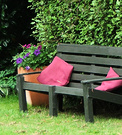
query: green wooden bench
[{"left": 17, "top": 43, "right": 122, "bottom": 123}]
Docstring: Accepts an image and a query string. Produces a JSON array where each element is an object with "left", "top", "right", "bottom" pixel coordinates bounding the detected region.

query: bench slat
[
  {"left": 23, "top": 82, "right": 49, "bottom": 93},
  {"left": 90, "top": 89, "right": 122, "bottom": 105},
  {"left": 58, "top": 54, "right": 122, "bottom": 67},
  {"left": 68, "top": 82, "right": 82, "bottom": 88},
  {"left": 71, "top": 64, "right": 122, "bottom": 75},
  {"left": 71, "top": 73, "right": 104, "bottom": 81},
  {"left": 55, "top": 86, "right": 83, "bottom": 96},
  {"left": 57, "top": 44, "right": 122, "bottom": 57}
]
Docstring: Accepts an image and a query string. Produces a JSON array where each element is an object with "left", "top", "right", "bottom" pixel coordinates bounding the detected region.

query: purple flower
[
  {"left": 26, "top": 44, "right": 31, "bottom": 48},
  {"left": 34, "top": 49, "right": 41, "bottom": 56},
  {"left": 38, "top": 45, "right": 42, "bottom": 50},
  {"left": 25, "top": 66, "right": 30, "bottom": 70},
  {"left": 23, "top": 52, "right": 30, "bottom": 59},
  {"left": 16, "top": 58, "right": 23, "bottom": 64}
]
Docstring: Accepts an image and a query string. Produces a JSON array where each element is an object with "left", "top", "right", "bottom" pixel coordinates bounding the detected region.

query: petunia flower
[
  {"left": 25, "top": 66, "right": 30, "bottom": 70},
  {"left": 34, "top": 49, "right": 41, "bottom": 56},
  {"left": 38, "top": 45, "right": 42, "bottom": 50},
  {"left": 16, "top": 58, "right": 23, "bottom": 64},
  {"left": 26, "top": 44, "right": 31, "bottom": 48},
  {"left": 23, "top": 52, "right": 30, "bottom": 59},
  {"left": 23, "top": 44, "right": 27, "bottom": 47}
]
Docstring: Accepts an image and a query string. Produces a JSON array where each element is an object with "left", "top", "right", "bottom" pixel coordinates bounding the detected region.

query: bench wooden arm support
[
  {"left": 81, "top": 77, "right": 122, "bottom": 122},
  {"left": 81, "top": 77, "right": 122, "bottom": 84},
  {"left": 17, "top": 75, "right": 27, "bottom": 112},
  {"left": 16, "top": 72, "right": 42, "bottom": 112},
  {"left": 17, "top": 72, "right": 57, "bottom": 113},
  {"left": 16, "top": 71, "right": 42, "bottom": 76},
  {"left": 82, "top": 83, "right": 94, "bottom": 122}
]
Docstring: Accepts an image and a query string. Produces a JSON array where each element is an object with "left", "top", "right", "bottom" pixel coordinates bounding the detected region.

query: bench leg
[
  {"left": 17, "top": 75, "right": 27, "bottom": 112},
  {"left": 49, "top": 86, "right": 58, "bottom": 116},
  {"left": 83, "top": 83, "right": 94, "bottom": 122}
]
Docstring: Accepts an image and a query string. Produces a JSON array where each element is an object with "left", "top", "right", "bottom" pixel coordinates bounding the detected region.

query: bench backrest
[{"left": 57, "top": 43, "right": 122, "bottom": 88}]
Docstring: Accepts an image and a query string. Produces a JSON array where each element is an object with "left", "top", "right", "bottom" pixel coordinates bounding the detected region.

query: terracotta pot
[{"left": 18, "top": 67, "right": 49, "bottom": 106}]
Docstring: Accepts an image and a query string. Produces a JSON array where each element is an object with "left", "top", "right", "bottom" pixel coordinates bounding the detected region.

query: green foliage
[
  {"left": 28, "top": 0, "right": 122, "bottom": 47},
  {"left": 0, "top": 0, "right": 35, "bottom": 92},
  {"left": 12, "top": 42, "right": 56, "bottom": 70},
  {"left": 0, "top": 0, "right": 35, "bottom": 71},
  {"left": 0, "top": 67, "right": 16, "bottom": 94}
]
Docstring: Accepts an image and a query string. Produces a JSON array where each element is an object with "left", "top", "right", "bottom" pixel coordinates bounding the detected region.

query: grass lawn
[{"left": 0, "top": 95, "right": 122, "bottom": 135}]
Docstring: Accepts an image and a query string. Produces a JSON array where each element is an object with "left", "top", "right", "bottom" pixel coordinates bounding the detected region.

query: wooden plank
[
  {"left": 17, "top": 71, "right": 41, "bottom": 76},
  {"left": 72, "top": 64, "right": 110, "bottom": 73},
  {"left": 49, "top": 86, "right": 58, "bottom": 116},
  {"left": 89, "top": 89, "right": 122, "bottom": 105},
  {"left": 23, "top": 82, "right": 49, "bottom": 93},
  {"left": 68, "top": 82, "right": 83, "bottom": 88},
  {"left": 83, "top": 83, "right": 94, "bottom": 122},
  {"left": 71, "top": 73, "right": 122, "bottom": 84},
  {"left": 57, "top": 44, "right": 122, "bottom": 57},
  {"left": 57, "top": 54, "right": 122, "bottom": 66},
  {"left": 82, "top": 76, "right": 122, "bottom": 84},
  {"left": 55, "top": 86, "right": 83, "bottom": 96},
  {"left": 71, "top": 64, "right": 122, "bottom": 75},
  {"left": 68, "top": 82, "right": 100, "bottom": 89},
  {"left": 71, "top": 73, "right": 106, "bottom": 81},
  {"left": 17, "top": 75, "right": 27, "bottom": 112}
]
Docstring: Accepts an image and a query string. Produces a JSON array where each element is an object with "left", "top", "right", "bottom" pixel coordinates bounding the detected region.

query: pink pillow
[
  {"left": 95, "top": 67, "right": 122, "bottom": 91},
  {"left": 37, "top": 56, "right": 73, "bottom": 86}
]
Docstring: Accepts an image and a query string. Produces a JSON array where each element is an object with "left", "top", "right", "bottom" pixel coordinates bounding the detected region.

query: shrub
[
  {"left": 28, "top": 0, "right": 121, "bottom": 47},
  {"left": 13, "top": 42, "right": 56, "bottom": 70},
  {"left": 0, "top": 0, "right": 35, "bottom": 70},
  {"left": 0, "top": 0, "right": 35, "bottom": 92},
  {"left": 0, "top": 67, "right": 16, "bottom": 94}
]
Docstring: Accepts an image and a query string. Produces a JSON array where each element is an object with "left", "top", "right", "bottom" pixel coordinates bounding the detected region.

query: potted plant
[{"left": 13, "top": 42, "right": 55, "bottom": 106}]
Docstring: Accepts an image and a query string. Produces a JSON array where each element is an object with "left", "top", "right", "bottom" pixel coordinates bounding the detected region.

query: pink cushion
[
  {"left": 95, "top": 67, "right": 122, "bottom": 91},
  {"left": 37, "top": 56, "right": 73, "bottom": 86}
]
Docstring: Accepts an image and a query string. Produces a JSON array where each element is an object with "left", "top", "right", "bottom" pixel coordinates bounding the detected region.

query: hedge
[{"left": 28, "top": 0, "right": 121, "bottom": 47}]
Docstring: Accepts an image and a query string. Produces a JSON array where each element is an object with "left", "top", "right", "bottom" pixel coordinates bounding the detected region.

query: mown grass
[{"left": 0, "top": 95, "right": 122, "bottom": 135}]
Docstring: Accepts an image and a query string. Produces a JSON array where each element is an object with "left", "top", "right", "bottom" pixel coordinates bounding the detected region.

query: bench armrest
[
  {"left": 81, "top": 77, "right": 122, "bottom": 84},
  {"left": 16, "top": 71, "right": 41, "bottom": 76}
]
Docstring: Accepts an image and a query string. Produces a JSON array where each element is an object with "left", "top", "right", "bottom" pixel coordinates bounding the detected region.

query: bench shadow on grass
[{"left": 63, "top": 95, "right": 122, "bottom": 120}]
